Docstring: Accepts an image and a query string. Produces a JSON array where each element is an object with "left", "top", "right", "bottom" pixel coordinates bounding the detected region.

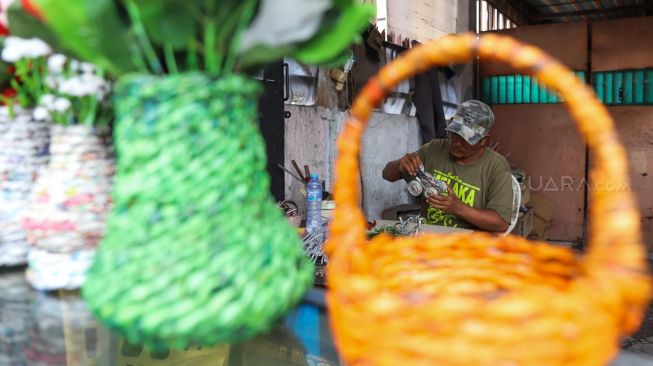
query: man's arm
[
  {"left": 382, "top": 152, "right": 423, "bottom": 182},
  {"left": 427, "top": 192, "right": 509, "bottom": 233}
]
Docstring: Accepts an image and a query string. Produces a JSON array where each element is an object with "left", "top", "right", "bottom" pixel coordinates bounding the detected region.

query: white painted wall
[
  {"left": 387, "top": 0, "right": 459, "bottom": 42},
  {"left": 284, "top": 105, "right": 421, "bottom": 220}
]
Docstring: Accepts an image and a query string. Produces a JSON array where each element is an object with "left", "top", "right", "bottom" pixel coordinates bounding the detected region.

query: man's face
[{"left": 448, "top": 132, "right": 485, "bottom": 159}]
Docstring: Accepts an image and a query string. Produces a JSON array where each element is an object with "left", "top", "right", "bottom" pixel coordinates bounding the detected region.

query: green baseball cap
[{"left": 445, "top": 100, "right": 495, "bottom": 145}]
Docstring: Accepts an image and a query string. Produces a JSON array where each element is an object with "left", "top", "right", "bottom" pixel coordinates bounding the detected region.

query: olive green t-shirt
[{"left": 414, "top": 139, "right": 513, "bottom": 230}]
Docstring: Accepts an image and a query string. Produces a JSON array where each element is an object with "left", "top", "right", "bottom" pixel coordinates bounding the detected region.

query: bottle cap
[{"left": 310, "top": 173, "right": 319, "bottom": 180}]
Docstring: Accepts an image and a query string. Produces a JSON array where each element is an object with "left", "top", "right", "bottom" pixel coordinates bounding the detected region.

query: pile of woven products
[
  {"left": 0, "top": 272, "right": 33, "bottom": 365},
  {"left": 23, "top": 125, "right": 113, "bottom": 290},
  {"left": 26, "top": 292, "right": 97, "bottom": 366},
  {"left": 0, "top": 108, "right": 50, "bottom": 267}
]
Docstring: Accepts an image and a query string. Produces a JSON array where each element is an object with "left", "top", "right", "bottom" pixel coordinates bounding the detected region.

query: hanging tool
[{"left": 291, "top": 160, "right": 306, "bottom": 181}]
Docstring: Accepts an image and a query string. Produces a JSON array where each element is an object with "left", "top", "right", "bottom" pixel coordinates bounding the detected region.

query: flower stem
[
  {"left": 186, "top": 41, "right": 199, "bottom": 71},
  {"left": 204, "top": 20, "right": 218, "bottom": 75},
  {"left": 85, "top": 95, "right": 98, "bottom": 126},
  {"left": 163, "top": 43, "right": 178, "bottom": 74},
  {"left": 223, "top": 0, "right": 257, "bottom": 74},
  {"left": 127, "top": 40, "right": 149, "bottom": 73}
]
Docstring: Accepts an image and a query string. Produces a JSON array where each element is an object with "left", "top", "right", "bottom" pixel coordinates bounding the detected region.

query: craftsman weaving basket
[{"left": 326, "top": 33, "right": 652, "bottom": 366}]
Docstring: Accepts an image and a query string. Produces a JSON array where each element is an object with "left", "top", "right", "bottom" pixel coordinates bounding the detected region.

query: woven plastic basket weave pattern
[
  {"left": 82, "top": 73, "right": 314, "bottom": 349},
  {"left": 23, "top": 124, "right": 113, "bottom": 253},
  {"left": 0, "top": 108, "right": 50, "bottom": 266},
  {"left": 22, "top": 124, "right": 113, "bottom": 290},
  {"left": 25, "top": 291, "right": 96, "bottom": 365},
  {"left": 0, "top": 272, "right": 32, "bottom": 365},
  {"left": 326, "top": 33, "right": 652, "bottom": 366}
]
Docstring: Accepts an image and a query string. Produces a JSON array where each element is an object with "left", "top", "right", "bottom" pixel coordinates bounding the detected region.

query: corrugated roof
[{"left": 499, "top": 0, "right": 653, "bottom": 24}]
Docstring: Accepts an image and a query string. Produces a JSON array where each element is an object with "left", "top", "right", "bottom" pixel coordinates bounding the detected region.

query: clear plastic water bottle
[{"left": 306, "top": 173, "right": 323, "bottom": 233}]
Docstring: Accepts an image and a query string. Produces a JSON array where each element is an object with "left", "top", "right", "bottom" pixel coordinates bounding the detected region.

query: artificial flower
[
  {"left": 1, "top": 36, "right": 51, "bottom": 62},
  {"left": 79, "top": 62, "right": 95, "bottom": 75},
  {"left": 57, "top": 73, "right": 109, "bottom": 98},
  {"left": 47, "top": 53, "right": 66, "bottom": 73},
  {"left": 52, "top": 97, "right": 70, "bottom": 112},
  {"left": 32, "top": 105, "right": 48, "bottom": 120},
  {"left": 38, "top": 93, "right": 71, "bottom": 113},
  {"left": 40, "top": 93, "right": 55, "bottom": 106},
  {"left": 1, "top": 86, "right": 15, "bottom": 99},
  {"left": 44, "top": 75, "right": 58, "bottom": 88},
  {"left": 0, "top": 0, "right": 15, "bottom": 29},
  {"left": 21, "top": 0, "right": 42, "bottom": 20}
]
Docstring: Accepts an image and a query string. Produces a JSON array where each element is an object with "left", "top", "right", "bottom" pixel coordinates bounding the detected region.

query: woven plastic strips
[
  {"left": 0, "top": 108, "right": 50, "bottom": 266},
  {"left": 82, "top": 74, "right": 314, "bottom": 349},
  {"left": 326, "top": 33, "right": 652, "bottom": 366},
  {"left": 23, "top": 124, "right": 113, "bottom": 290}
]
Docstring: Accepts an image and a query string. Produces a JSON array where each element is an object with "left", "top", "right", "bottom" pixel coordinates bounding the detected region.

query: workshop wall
[
  {"left": 480, "top": 21, "right": 589, "bottom": 242},
  {"left": 284, "top": 105, "right": 421, "bottom": 221},
  {"left": 283, "top": 0, "right": 474, "bottom": 222},
  {"left": 591, "top": 17, "right": 653, "bottom": 253}
]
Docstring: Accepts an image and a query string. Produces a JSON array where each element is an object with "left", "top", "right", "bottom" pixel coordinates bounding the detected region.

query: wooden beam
[
  {"left": 569, "top": 0, "right": 582, "bottom": 11},
  {"left": 592, "top": 0, "right": 610, "bottom": 19}
]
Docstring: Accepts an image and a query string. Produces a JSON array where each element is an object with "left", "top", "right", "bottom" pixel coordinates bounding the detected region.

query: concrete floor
[{"left": 622, "top": 260, "right": 653, "bottom": 357}]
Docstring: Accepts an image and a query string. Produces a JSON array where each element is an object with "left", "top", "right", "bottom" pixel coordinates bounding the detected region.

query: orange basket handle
[{"left": 329, "top": 33, "right": 645, "bottom": 274}]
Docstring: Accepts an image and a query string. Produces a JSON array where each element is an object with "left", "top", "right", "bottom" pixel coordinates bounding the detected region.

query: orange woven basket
[{"left": 326, "top": 33, "right": 652, "bottom": 366}]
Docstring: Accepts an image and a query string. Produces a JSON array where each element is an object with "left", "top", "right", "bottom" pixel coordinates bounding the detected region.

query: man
[{"left": 382, "top": 100, "right": 512, "bottom": 232}]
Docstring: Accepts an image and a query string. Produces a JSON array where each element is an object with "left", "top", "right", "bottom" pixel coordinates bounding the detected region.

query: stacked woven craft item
[
  {"left": 0, "top": 107, "right": 50, "bottom": 267},
  {"left": 23, "top": 124, "right": 113, "bottom": 290},
  {"left": 26, "top": 292, "right": 97, "bottom": 366},
  {"left": 0, "top": 271, "right": 34, "bottom": 365}
]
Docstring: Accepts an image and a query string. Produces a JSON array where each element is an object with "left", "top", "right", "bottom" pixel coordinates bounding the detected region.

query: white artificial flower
[
  {"left": 79, "top": 62, "right": 96, "bottom": 75},
  {"left": 32, "top": 106, "right": 50, "bottom": 121},
  {"left": 53, "top": 97, "right": 71, "bottom": 112},
  {"left": 47, "top": 54, "right": 67, "bottom": 73},
  {"left": 1, "top": 36, "right": 52, "bottom": 62},
  {"left": 40, "top": 93, "right": 56, "bottom": 108},
  {"left": 0, "top": 105, "right": 12, "bottom": 117},
  {"left": 69, "top": 59, "right": 80, "bottom": 72},
  {"left": 44, "top": 75, "right": 60, "bottom": 88},
  {"left": 57, "top": 76, "right": 85, "bottom": 96},
  {"left": 58, "top": 74, "right": 109, "bottom": 99}
]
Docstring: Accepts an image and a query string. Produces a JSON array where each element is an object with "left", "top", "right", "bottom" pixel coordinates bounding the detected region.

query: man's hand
[
  {"left": 426, "top": 184, "right": 464, "bottom": 215},
  {"left": 398, "top": 152, "right": 423, "bottom": 176},
  {"left": 427, "top": 184, "right": 509, "bottom": 233}
]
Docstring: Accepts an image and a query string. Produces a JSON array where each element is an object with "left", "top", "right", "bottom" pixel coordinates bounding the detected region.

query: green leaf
[
  {"left": 331, "top": 0, "right": 353, "bottom": 9},
  {"left": 33, "top": 0, "right": 139, "bottom": 76},
  {"left": 131, "top": 0, "right": 198, "bottom": 50},
  {"left": 7, "top": 1, "right": 60, "bottom": 49},
  {"left": 291, "top": 4, "right": 374, "bottom": 65}
]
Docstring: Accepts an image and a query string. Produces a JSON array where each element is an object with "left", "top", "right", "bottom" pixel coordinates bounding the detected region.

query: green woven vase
[{"left": 82, "top": 73, "right": 314, "bottom": 349}]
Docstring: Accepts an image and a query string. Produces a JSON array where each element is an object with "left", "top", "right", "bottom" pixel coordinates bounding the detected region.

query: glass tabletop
[
  {"left": 1, "top": 267, "right": 651, "bottom": 366},
  {"left": 0, "top": 267, "right": 341, "bottom": 366}
]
